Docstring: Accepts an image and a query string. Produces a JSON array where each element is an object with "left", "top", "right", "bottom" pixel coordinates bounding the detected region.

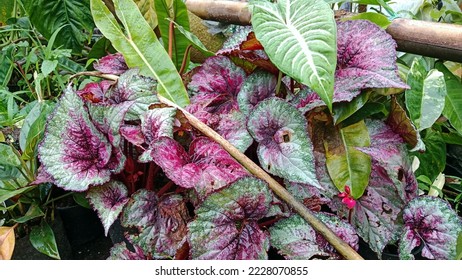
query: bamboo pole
[
  {"left": 185, "top": 0, "right": 462, "bottom": 63},
  {"left": 158, "top": 95, "right": 364, "bottom": 260}
]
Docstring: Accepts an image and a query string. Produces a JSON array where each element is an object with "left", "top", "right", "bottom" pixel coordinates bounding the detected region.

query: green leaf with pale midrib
[
  {"left": 90, "top": 0, "right": 189, "bottom": 107},
  {"left": 405, "top": 58, "right": 446, "bottom": 131},
  {"left": 435, "top": 62, "right": 462, "bottom": 136},
  {"left": 250, "top": 0, "right": 336, "bottom": 111},
  {"left": 325, "top": 121, "right": 371, "bottom": 199}
]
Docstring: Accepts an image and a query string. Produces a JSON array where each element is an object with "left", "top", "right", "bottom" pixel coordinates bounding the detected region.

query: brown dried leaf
[{"left": 0, "top": 226, "right": 16, "bottom": 260}]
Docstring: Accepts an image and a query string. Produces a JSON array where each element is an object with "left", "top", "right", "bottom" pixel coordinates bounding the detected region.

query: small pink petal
[{"left": 342, "top": 197, "right": 356, "bottom": 209}]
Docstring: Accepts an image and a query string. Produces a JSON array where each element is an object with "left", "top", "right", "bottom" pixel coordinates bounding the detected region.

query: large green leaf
[
  {"left": 0, "top": 144, "right": 20, "bottom": 167},
  {"left": 325, "top": 121, "right": 371, "bottom": 199},
  {"left": 29, "top": 220, "right": 60, "bottom": 259},
  {"left": 435, "top": 62, "right": 462, "bottom": 135},
  {"left": 90, "top": 0, "right": 189, "bottom": 107},
  {"left": 411, "top": 130, "right": 446, "bottom": 183},
  {"left": 155, "top": 0, "right": 190, "bottom": 70},
  {"left": 22, "top": 0, "right": 94, "bottom": 54},
  {"left": 405, "top": 58, "right": 446, "bottom": 131},
  {"left": 249, "top": 0, "right": 336, "bottom": 111}
]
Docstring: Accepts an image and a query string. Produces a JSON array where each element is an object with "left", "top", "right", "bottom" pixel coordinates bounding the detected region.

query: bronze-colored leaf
[{"left": 0, "top": 226, "right": 16, "bottom": 260}]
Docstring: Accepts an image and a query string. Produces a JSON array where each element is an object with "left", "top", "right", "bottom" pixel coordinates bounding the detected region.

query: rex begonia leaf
[
  {"left": 120, "top": 124, "right": 145, "bottom": 146},
  {"left": 106, "top": 69, "right": 159, "bottom": 120},
  {"left": 93, "top": 53, "right": 128, "bottom": 75},
  {"left": 121, "top": 190, "right": 190, "bottom": 258},
  {"left": 188, "top": 177, "right": 271, "bottom": 260},
  {"left": 151, "top": 137, "right": 248, "bottom": 198},
  {"left": 38, "top": 87, "right": 114, "bottom": 191},
  {"left": 187, "top": 56, "right": 245, "bottom": 109},
  {"left": 186, "top": 56, "right": 252, "bottom": 151},
  {"left": 269, "top": 213, "right": 358, "bottom": 260},
  {"left": 138, "top": 107, "right": 176, "bottom": 162},
  {"left": 247, "top": 98, "right": 319, "bottom": 186},
  {"left": 87, "top": 180, "right": 129, "bottom": 236},
  {"left": 77, "top": 80, "right": 113, "bottom": 103},
  {"left": 108, "top": 242, "right": 146, "bottom": 260},
  {"left": 335, "top": 20, "right": 408, "bottom": 102},
  {"left": 400, "top": 196, "right": 462, "bottom": 260},
  {"left": 237, "top": 69, "right": 277, "bottom": 116},
  {"left": 217, "top": 26, "right": 277, "bottom": 74}
]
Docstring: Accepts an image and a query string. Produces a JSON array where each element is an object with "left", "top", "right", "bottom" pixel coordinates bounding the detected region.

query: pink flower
[{"left": 338, "top": 186, "right": 356, "bottom": 209}]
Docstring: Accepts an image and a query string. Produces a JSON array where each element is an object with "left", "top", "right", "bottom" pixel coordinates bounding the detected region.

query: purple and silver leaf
[
  {"left": 357, "top": 119, "right": 418, "bottom": 202},
  {"left": 399, "top": 196, "right": 462, "bottom": 260},
  {"left": 188, "top": 177, "right": 271, "bottom": 260},
  {"left": 38, "top": 87, "right": 114, "bottom": 191},
  {"left": 217, "top": 26, "right": 253, "bottom": 56},
  {"left": 187, "top": 56, "right": 245, "bottom": 109},
  {"left": 107, "top": 242, "right": 146, "bottom": 260},
  {"left": 121, "top": 190, "right": 189, "bottom": 258},
  {"left": 87, "top": 180, "right": 129, "bottom": 236},
  {"left": 120, "top": 124, "right": 145, "bottom": 146},
  {"left": 138, "top": 107, "right": 177, "bottom": 162},
  {"left": 121, "top": 189, "right": 158, "bottom": 228},
  {"left": 247, "top": 98, "right": 319, "bottom": 186},
  {"left": 269, "top": 213, "right": 358, "bottom": 260},
  {"left": 216, "top": 111, "right": 253, "bottom": 152},
  {"left": 93, "top": 53, "right": 128, "bottom": 75},
  {"left": 151, "top": 137, "right": 248, "bottom": 198},
  {"left": 335, "top": 20, "right": 408, "bottom": 102},
  {"left": 237, "top": 70, "right": 277, "bottom": 116},
  {"left": 76, "top": 80, "right": 113, "bottom": 104},
  {"left": 106, "top": 69, "right": 158, "bottom": 120}
]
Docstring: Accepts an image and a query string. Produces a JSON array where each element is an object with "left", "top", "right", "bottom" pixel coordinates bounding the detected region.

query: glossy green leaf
[
  {"left": 343, "top": 12, "right": 391, "bottom": 29},
  {"left": 333, "top": 92, "right": 370, "bottom": 125},
  {"left": 19, "top": 101, "right": 55, "bottom": 160},
  {"left": 456, "top": 232, "right": 462, "bottom": 260},
  {"left": 411, "top": 130, "right": 446, "bottom": 183},
  {"left": 0, "top": 186, "right": 35, "bottom": 204},
  {"left": 435, "top": 62, "right": 462, "bottom": 135},
  {"left": 341, "top": 102, "right": 386, "bottom": 128},
  {"left": 22, "top": 0, "right": 94, "bottom": 53},
  {"left": 250, "top": 0, "right": 336, "bottom": 111},
  {"left": 73, "top": 192, "right": 91, "bottom": 209},
  {"left": 12, "top": 204, "right": 45, "bottom": 223},
  {"left": 134, "top": 0, "right": 158, "bottom": 29},
  {"left": 325, "top": 121, "right": 371, "bottom": 199},
  {"left": 0, "top": 144, "right": 20, "bottom": 167},
  {"left": 155, "top": 0, "right": 190, "bottom": 70},
  {"left": 29, "top": 220, "right": 60, "bottom": 259},
  {"left": 170, "top": 20, "right": 215, "bottom": 58},
  {"left": 90, "top": 0, "right": 189, "bottom": 107},
  {"left": 405, "top": 58, "right": 446, "bottom": 131}
]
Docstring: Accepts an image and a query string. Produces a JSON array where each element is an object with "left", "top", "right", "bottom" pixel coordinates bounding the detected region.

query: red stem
[
  {"left": 158, "top": 180, "right": 175, "bottom": 197},
  {"left": 168, "top": 21, "right": 174, "bottom": 59},
  {"left": 179, "top": 45, "right": 193, "bottom": 75},
  {"left": 145, "top": 162, "right": 158, "bottom": 191},
  {"left": 258, "top": 216, "right": 283, "bottom": 229}
]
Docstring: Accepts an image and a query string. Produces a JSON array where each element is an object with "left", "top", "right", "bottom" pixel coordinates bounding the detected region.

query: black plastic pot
[{"left": 56, "top": 203, "right": 104, "bottom": 247}]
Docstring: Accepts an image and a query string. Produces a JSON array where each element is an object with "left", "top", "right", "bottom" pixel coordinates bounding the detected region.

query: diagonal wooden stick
[{"left": 157, "top": 95, "right": 364, "bottom": 260}]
